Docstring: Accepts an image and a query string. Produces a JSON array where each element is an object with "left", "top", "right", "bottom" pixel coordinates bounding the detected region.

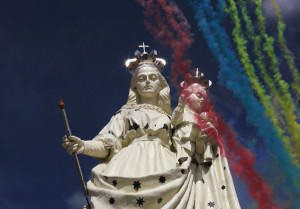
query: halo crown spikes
[
  {"left": 125, "top": 43, "right": 166, "bottom": 73},
  {"left": 184, "top": 68, "right": 212, "bottom": 91}
]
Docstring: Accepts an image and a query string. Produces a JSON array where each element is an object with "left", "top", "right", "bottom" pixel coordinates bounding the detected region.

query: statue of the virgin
[{"left": 62, "top": 46, "right": 241, "bottom": 209}]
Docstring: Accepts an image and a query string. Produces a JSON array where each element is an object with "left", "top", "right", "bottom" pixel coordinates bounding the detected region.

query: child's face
[
  {"left": 186, "top": 92, "right": 205, "bottom": 111},
  {"left": 184, "top": 83, "right": 207, "bottom": 112}
]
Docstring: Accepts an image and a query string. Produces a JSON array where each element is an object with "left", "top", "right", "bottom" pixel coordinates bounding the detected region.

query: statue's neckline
[{"left": 121, "top": 103, "right": 170, "bottom": 117}]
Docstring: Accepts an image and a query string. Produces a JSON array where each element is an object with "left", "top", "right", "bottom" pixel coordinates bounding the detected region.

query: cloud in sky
[
  {"left": 263, "top": 0, "right": 300, "bottom": 18},
  {"left": 66, "top": 191, "right": 86, "bottom": 209}
]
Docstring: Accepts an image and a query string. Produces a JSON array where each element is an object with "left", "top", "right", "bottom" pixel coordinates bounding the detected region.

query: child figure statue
[{"left": 171, "top": 71, "right": 241, "bottom": 209}]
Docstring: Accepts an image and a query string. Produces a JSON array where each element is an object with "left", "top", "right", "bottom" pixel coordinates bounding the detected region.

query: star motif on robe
[
  {"left": 109, "top": 197, "right": 115, "bottom": 205},
  {"left": 133, "top": 180, "right": 141, "bottom": 191},
  {"left": 181, "top": 169, "right": 185, "bottom": 174},
  {"left": 159, "top": 176, "right": 166, "bottom": 184},
  {"left": 136, "top": 197, "right": 145, "bottom": 206},
  {"left": 221, "top": 185, "right": 226, "bottom": 190},
  {"left": 112, "top": 180, "right": 117, "bottom": 187},
  {"left": 201, "top": 178, "right": 205, "bottom": 184},
  {"left": 224, "top": 166, "right": 226, "bottom": 170},
  {"left": 208, "top": 201, "right": 215, "bottom": 207},
  {"left": 157, "top": 197, "right": 163, "bottom": 204},
  {"left": 216, "top": 153, "right": 219, "bottom": 157}
]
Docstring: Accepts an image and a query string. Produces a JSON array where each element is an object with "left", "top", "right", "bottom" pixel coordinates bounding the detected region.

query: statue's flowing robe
[{"left": 86, "top": 104, "right": 241, "bottom": 209}]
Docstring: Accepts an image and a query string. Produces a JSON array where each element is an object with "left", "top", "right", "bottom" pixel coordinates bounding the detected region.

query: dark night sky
[{"left": 0, "top": 0, "right": 299, "bottom": 208}]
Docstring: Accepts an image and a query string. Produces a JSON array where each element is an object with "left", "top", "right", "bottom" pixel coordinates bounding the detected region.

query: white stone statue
[
  {"left": 171, "top": 79, "right": 241, "bottom": 209},
  {"left": 62, "top": 47, "right": 241, "bottom": 209}
]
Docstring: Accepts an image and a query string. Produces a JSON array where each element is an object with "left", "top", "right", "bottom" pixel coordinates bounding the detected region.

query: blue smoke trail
[{"left": 188, "top": 0, "right": 300, "bottom": 207}]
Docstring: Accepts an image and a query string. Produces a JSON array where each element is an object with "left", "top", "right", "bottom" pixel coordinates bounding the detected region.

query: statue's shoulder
[
  {"left": 112, "top": 105, "right": 135, "bottom": 117},
  {"left": 113, "top": 109, "right": 122, "bottom": 116}
]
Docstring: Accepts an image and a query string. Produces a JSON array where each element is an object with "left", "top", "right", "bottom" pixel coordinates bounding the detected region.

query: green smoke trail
[
  {"left": 237, "top": 0, "right": 300, "bottom": 168},
  {"left": 227, "top": 0, "right": 300, "bottom": 168},
  {"left": 236, "top": 0, "right": 300, "bottom": 169},
  {"left": 251, "top": 0, "right": 300, "bottom": 161},
  {"left": 225, "top": 0, "right": 280, "bottom": 137},
  {"left": 271, "top": 0, "right": 300, "bottom": 102}
]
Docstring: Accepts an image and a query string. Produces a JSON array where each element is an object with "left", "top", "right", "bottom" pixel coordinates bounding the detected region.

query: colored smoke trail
[
  {"left": 271, "top": 0, "right": 300, "bottom": 156},
  {"left": 237, "top": 0, "right": 300, "bottom": 169},
  {"left": 137, "top": 0, "right": 299, "bottom": 207},
  {"left": 219, "top": 120, "right": 280, "bottom": 209},
  {"left": 271, "top": 0, "right": 300, "bottom": 101},
  {"left": 251, "top": 0, "right": 300, "bottom": 161},
  {"left": 227, "top": 0, "right": 300, "bottom": 201},
  {"left": 225, "top": 0, "right": 281, "bottom": 136},
  {"left": 136, "top": 0, "right": 193, "bottom": 84},
  {"left": 141, "top": 0, "right": 284, "bottom": 206},
  {"left": 188, "top": 0, "right": 280, "bottom": 207},
  {"left": 188, "top": 0, "right": 300, "bottom": 207}
]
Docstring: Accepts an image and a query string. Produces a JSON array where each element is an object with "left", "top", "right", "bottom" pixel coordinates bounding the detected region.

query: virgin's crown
[{"left": 125, "top": 42, "right": 166, "bottom": 73}]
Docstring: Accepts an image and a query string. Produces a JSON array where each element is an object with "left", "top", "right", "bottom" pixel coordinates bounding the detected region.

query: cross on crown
[
  {"left": 125, "top": 43, "right": 166, "bottom": 73},
  {"left": 138, "top": 42, "right": 149, "bottom": 54}
]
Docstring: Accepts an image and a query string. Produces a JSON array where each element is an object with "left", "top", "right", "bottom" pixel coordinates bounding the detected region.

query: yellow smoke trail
[
  {"left": 251, "top": 0, "right": 300, "bottom": 160},
  {"left": 225, "top": 0, "right": 281, "bottom": 137},
  {"left": 237, "top": 0, "right": 300, "bottom": 168},
  {"left": 271, "top": 0, "right": 300, "bottom": 102}
]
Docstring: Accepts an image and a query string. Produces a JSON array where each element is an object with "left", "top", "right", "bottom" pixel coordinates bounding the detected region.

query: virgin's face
[{"left": 135, "top": 66, "right": 161, "bottom": 99}]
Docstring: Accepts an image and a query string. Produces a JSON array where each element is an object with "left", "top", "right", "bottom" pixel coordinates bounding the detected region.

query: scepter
[{"left": 59, "top": 98, "right": 91, "bottom": 209}]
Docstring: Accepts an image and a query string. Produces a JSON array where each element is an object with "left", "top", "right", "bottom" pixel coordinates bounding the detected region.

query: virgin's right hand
[{"left": 62, "top": 135, "right": 84, "bottom": 155}]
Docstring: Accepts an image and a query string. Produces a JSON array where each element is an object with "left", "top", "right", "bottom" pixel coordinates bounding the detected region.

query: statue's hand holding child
[
  {"left": 199, "top": 112, "right": 218, "bottom": 142},
  {"left": 195, "top": 112, "right": 218, "bottom": 156}
]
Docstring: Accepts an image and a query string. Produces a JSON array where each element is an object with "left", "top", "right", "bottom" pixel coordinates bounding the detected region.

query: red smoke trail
[
  {"left": 219, "top": 120, "right": 280, "bottom": 209},
  {"left": 136, "top": 0, "right": 193, "bottom": 84}
]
